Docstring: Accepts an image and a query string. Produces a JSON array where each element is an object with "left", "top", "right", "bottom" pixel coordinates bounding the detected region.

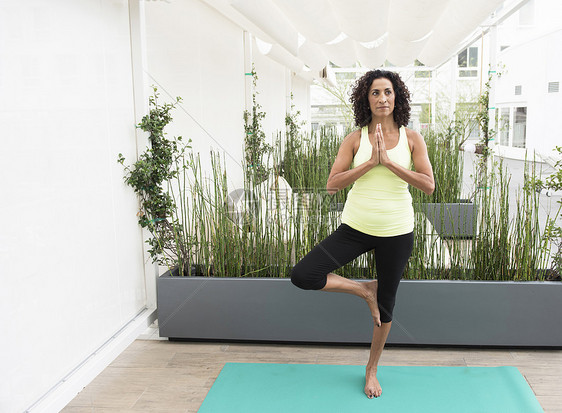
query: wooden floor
[{"left": 63, "top": 332, "right": 562, "bottom": 412}]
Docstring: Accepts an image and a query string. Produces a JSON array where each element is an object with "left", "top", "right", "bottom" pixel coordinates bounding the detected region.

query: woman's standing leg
[{"left": 364, "top": 232, "right": 414, "bottom": 399}]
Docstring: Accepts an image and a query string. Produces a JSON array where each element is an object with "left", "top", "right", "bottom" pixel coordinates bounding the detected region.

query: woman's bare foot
[
  {"left": 363, "top": 280, "right": 381, "bottom": 327},
  {"left": 365, "top": 365, "right": 382, "bottom": 399}
]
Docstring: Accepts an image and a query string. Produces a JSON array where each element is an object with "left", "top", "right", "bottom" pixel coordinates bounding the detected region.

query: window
[
  {"left": 415, "top": 70, "right": 431, "bottom": 78},
  {"left": 515, "top": 85, "right": 522, "bottom": 95},
  {"left": 414, "top": 59, "right": 431, "bottom": 78},
  {"left": 468, "top": 47, "right": 478, "bottom": 67},
  {"left": 513, "top": 107, "right": 527, "bottom": 148},
  {"left": 459, "top": 70, "right": 478, "bottom": 77},
  {"left": 499, "top": 108, "right": 510, "bottom": 146},
  {"left": 335, "top": 72, "right": 356, "bottom": 81},
  {"left": 548, "top": 82, "right": 559, "bottom": 93},
  {"left": 458, "top": 49, "right": 467, "bottom": 67},
  {"left": 458, "top": 47, "right": 478, "bottom": 77}
]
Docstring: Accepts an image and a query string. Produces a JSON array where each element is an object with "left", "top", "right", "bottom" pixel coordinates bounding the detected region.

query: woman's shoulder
[
  {"left": 344, "top": 128, "right": 362, "bottom": 141},
  {"left": 404, "top": 127, "right": 424, "bottom": 152},
  {"left": 343, "top": 128, "right": 363, "bottom": 154},
  {"left": 404, "top": 126, "right": 423, "bottom": 139}
]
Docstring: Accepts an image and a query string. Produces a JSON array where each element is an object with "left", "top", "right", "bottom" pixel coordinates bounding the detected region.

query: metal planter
[
  {"left": 421, "top": 201, "right": 477, "bottom": 238},
  {"left": 157, "top": 272, "right": 562, "bottom": 347}
]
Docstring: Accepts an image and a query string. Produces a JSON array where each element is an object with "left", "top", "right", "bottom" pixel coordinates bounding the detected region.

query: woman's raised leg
[{"left": 321, "top": 274, "right": 381, "bottom": 327}]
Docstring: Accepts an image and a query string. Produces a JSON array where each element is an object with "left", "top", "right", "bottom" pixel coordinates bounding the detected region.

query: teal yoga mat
[{"left": 199, "top": 363, "right": 543, "bottom": 413}]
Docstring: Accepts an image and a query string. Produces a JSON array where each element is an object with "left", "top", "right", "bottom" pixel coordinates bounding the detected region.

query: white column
[
  {"left": 128, "top": 0, "right": 147, "bottom": 140},
  {"left": 450, "top": 60, "right": 457, "bottom": 119},
  {"left": 488, "top": 25, "right": 498, "bottom": 149},
  {"left": 243, "top": 31, "right": 254, "bottom": 113},
  {"left": 128, "top": 0, "right": 157, "bottom": 308},
  {"left": 430, "top": 72, "right": 437, "bottom": 126},
  {"left": 285, "top": 68, "right": 292, "bottom": 117}
]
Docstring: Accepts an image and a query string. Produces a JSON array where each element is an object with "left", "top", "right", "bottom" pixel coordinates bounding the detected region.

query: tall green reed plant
[
  {"left": 123, "top": 88, "right": 558, "bottom": 281},
  {"left": 411, "top": 121, "right": 464, "bottom": 205},
  {"left": 528, "top": 147, "right": 562, "bottom": 278},
  {"left": 406, "top": 156, "right": 558, "bottom": 281}
]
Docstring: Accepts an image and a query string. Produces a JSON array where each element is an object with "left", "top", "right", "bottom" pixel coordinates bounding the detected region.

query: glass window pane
[
  {"left": 468, "top": 47, "right": 478, "bottom": 67},
  {"left": 468, "top": 119, "right": 479, "bottom": 139},
  {"left": 500, "top": 108, "right": 510, "bottom": 146},
  {"left": 513, "top": 107, "right": 526, "bottom": 148},
  {"left": 458, "top": 49, "right": 467, "bottom": 67},
  {"left": 415, "top": 70, "right": 431, "bottom": 78},
  {"left": 459, "top": 70, "right": 478, "bottom": 77}
]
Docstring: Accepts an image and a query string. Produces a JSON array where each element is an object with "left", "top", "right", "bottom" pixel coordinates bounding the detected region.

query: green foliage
[
  {"left": 475, "top": 74, "right": 493, "bottom": 156},
  {"left": 243, "top": 68, "right": 272, "bottom": 184},
  {"left": 412, "top": 122, "right": 464, "bottom": 204},
  {"left": 118, "top": 86, "right": 193, "bottom": 274},
  {"left": 119, "top": 78, "right": 558, "bottom": 282},
  {"left": 280, "top": 98, "right": 346, "bottom": 195},
  {"left": 284, "top": 93, "right": 304, "bottom": 146},
  {"left": 540, "top": 146, "right": 562, "bottom": 277},
  {"left": 545, "top": 146, "right": 562, "bottom": 192},
  {"left": 167, "top": 118, "right": 560, "bottom": 281}
]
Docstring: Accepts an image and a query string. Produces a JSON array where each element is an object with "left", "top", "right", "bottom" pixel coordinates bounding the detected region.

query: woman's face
[{"left": 368, "top": 77, "right": 395, "bottom": 116}]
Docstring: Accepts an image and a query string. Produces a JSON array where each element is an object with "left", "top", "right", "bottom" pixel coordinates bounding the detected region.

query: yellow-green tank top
[{"left": 341, "top": 125, "right": 414, "bottom": 237}]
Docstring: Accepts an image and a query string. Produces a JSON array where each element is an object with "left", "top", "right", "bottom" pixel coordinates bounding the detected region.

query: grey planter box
[
  {"left": 157, "top": 273, "right": 562, "bottom": 347},
  {"left": 421, "top": 201, "right": 477, "bottom": 238}
]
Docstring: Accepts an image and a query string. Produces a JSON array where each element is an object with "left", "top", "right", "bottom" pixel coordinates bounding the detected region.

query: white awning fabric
[{"left": 202, "top": 0, "right": 506, "bottom": 74}]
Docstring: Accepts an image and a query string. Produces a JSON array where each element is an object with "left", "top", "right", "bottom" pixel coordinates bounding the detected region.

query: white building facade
[{"left": 493, "top": 0, "right": 562, "bottom": 160}]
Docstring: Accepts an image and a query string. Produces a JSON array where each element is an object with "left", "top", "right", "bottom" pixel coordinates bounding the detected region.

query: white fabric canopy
[{"left": 203, "top": 0, "right": 506, "bottom": 73}]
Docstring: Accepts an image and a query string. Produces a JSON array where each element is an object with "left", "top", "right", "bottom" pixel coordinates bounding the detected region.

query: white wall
[
  {"left": 0, "top": 1, "right": 146, "bottom": 411},
  {"left": 252, "top": 44, "right": 289, "bottom": 145},
  {"left": 0, "top": 0, "right": 311, "bottom": 410},
  {"left": 144, "top": 0, "right": 247, "bottom": 189},
  {"left": 144, "top": 0, "right": 311, "bottom": 191},
  {"left": 289, "top": 74, "right": 311, "bottom": 133}
]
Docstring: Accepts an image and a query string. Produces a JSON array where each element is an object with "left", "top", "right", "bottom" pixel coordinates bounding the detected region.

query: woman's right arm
[{"left": 326, "top": 130, "right": 376, "bottom": 195}]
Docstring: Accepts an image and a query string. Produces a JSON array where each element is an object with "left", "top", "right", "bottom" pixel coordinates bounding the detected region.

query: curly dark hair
[{"left": 350, "top": 70, "right": 411, "bottom": 128}]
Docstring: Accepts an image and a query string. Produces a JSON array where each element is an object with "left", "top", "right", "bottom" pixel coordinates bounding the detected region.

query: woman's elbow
[
  {"left": 424, "top": 181, "right": 435, "bottom": 195},
  {"left": 326, "top": 181, "right": 339, "bottom": 195},
  {"left": 326, "top": 186, "right": 338, "bottom": 195}
]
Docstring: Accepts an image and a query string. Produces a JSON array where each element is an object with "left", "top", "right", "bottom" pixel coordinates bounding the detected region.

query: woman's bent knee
[
  {"left": 377, "top": 299, "right": 396, "bottom": 323},
  {"left": 290, "top": 265, "right": 325, "bottom": 290}
]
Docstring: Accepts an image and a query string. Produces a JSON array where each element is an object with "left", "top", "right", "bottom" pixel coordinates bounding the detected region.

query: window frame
[{"left": 457, "top": 46, "right": 479, "bottom": 78}]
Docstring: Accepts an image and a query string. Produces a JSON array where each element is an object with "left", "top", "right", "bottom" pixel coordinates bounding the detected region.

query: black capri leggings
[{"left": 290, "top": 223, "right": 414, "bottom": 323}]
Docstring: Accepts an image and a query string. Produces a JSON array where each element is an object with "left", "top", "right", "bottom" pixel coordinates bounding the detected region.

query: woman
[{"left": 290, "top": 69, "right": 434, "bottom": 399}]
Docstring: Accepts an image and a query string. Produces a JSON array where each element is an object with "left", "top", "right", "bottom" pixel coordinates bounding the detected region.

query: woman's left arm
[{"left": 378, "top": 127, "right": 435, "bottom": 195}]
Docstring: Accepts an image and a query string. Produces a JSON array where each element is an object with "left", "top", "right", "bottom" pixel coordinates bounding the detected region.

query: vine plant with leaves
[{"left": 118, "top": 86, "right": 193, "bottom": 275}]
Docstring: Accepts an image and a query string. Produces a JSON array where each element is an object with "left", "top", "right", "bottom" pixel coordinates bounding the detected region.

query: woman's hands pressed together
[{"left": 369, "top": 123, "right": 391, "bottom": 168}]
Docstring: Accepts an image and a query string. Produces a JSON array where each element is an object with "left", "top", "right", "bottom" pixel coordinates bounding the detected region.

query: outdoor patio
[
  {"left": 4, "top": 1, "right": 562, "bottom": 412},
  {"left": 62, "top": 323, "right": 562, "bottom": 412}
]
